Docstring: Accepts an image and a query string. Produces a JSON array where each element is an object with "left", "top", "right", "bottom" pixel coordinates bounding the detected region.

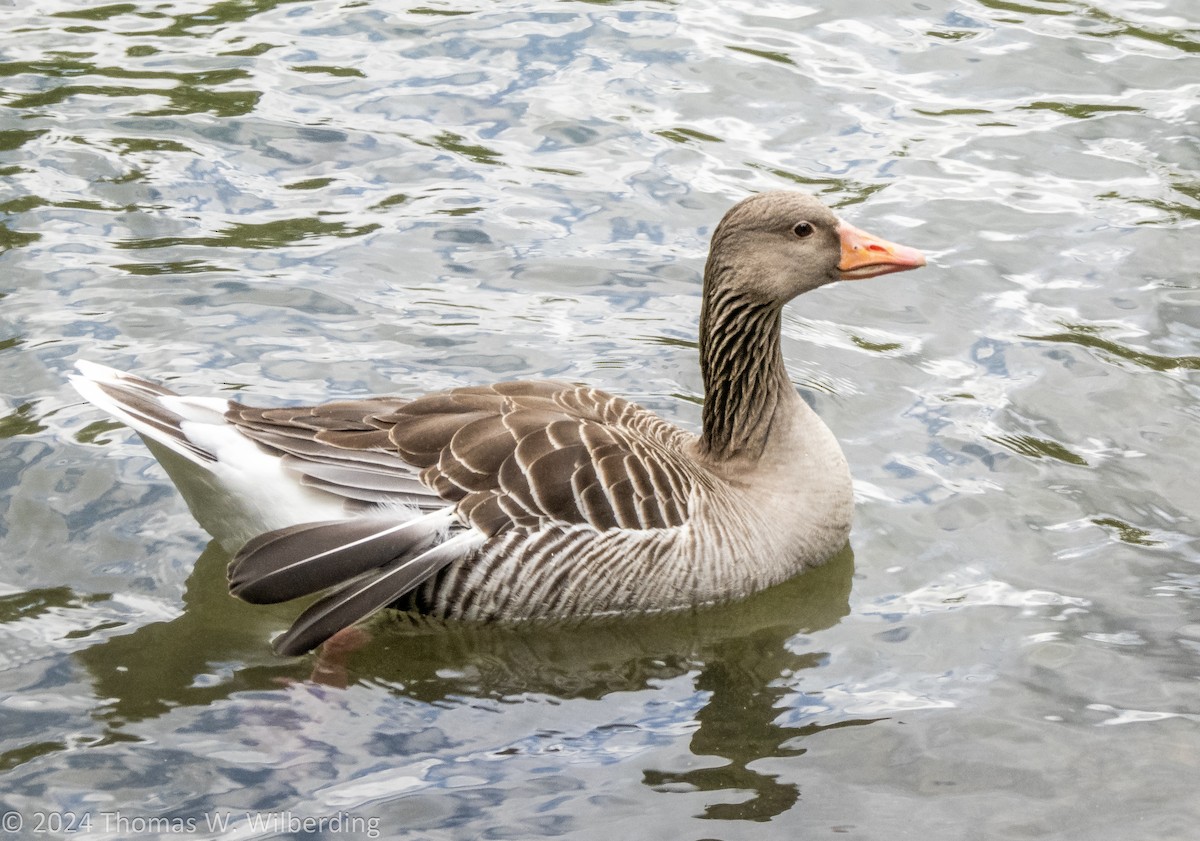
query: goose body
[{"left": 71, "top": 192, "right": 925, "bottom": 655}]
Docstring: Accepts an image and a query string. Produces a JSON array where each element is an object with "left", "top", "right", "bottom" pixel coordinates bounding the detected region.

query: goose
[{"left": 70, "top": 191, "right": 926, "bottom": 656}]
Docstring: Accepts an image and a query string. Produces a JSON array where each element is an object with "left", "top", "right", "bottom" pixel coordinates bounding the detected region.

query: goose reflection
[{"left": 77, "top": 541, "right": 860, "bottom": 821}]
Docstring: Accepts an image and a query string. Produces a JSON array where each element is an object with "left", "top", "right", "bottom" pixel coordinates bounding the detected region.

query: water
[{"left": 1, "top": 0, "right": 1197, "bottom": 837}]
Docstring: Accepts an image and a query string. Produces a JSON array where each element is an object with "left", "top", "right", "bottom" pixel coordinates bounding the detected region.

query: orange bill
[{"left": 837, "top": 220, "right": 926, "bottom": 280}]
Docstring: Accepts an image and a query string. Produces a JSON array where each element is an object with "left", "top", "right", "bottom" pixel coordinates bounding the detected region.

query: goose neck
[{"left": 698, "top": 266, "right": 794, "bottom": 462}]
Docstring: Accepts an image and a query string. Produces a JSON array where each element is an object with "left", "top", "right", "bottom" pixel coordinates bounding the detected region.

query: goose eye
[{"left": 792, "top": 221, "right": 814, "bottom": 238}]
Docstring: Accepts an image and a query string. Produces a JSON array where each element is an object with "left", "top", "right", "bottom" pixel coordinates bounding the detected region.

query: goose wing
[
  {"left": 385, "top": 380, "right": 701, "bottom": 534},
  {"left": 228, "top": 380, "right": 702, "bottom": 534}
]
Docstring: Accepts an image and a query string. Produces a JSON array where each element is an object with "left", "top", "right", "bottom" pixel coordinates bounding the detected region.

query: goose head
[{"left": 704, "top": 191, "right": 926, "bottom": 304}]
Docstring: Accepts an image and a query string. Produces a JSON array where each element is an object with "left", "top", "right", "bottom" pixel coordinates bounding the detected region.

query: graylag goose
[{"left": 70, "top": 191, "right": 926, "bottom": 656}]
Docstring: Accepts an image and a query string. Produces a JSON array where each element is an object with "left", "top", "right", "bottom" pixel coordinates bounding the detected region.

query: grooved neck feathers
[{"left": 697, "top": 270, "right": 792, "bottom": 462}]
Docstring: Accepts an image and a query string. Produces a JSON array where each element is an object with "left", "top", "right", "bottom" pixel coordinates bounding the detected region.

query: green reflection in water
[
  {"left": 136, "top": 0, "right": 306, "bottom": 39},
  {"left": 1028, "top": 328, "right": 1200, "bottom": 372},
  {"left": 1, "top": 61, "right": 249, "bottom": 87},
  {"left": 975, "top": 0, "right": 1200, "bottom": 53},
  {"left": 0, "top": 129, "right": 48, "bottom": 152},
  {"left": 0, "top": 586, "right": 109, "bottom": 623},
  {"left": 290, "top": 65, "right": 366, "bottom": 78},
  {"left": 372, "top": 192, "right": 410, "bottom": 210},
  {"left": 746, "top": 164, "right": 888, "bottom": 207},
  {"left": 3, "top": 196, "right": 147, "bottom": 215},
  {"left": 109, "top": 137, "right": 194, "bottom": 154},
  {"left": 986, "top": 433, "right": 1088, "bottom": 466},
  {"left": 50, "top": 3, "right": 140, "bottom": 21},
  {"left": 926, "top": 29, "right": 983, "bottom": 42},
  {"left": 0, "top": 197, "right": 43, "bottom": 214},
  {"left": 0, "top": 222, "right": 40, "bottom": 253},
  {"left": 117, "top": 218, "right": 382, "bottom": 250},
  {"left": 409, "top": 6, "right": 475, "bottom": 16},
  {"left": 7, "top": 80, "right": 260, "bottom": 119},
  {"left": 0, "top": 729, "right": 144, "bottom": 773},
  {"left": 1079, "top": 6, "right": 1200, "bottom": 53},
  {"left": 74, "top": 419, "right": 126, "bottom": 446},
  {"left": 1019, "top": 101, "right": 1142, "bottom": 119},
  {"left": 284, "top": 177, "right": 336, "bottom": 191},
  {"left": 435, "top": 205, "right": 484, "bottom": 217},
  {"left": 113, "top": 259, "right": 234, "bottom": 276},
  {"left": 726, "top": 46, "right": 796, "bottom": 66},
  {"left": 914, "top": 107, "right": 994, "bottom": 117},
  {"left": 0, "top": 403, "right": 47, "bottom": 438},
  {"left": 1091, "top": 517, "right": 1162, "bottom": 547},
  {"left": 219, "top": 42, "right": 277, "bottom": 57},
  {"left": 1103, "top": 183, "right": 1200, "bottom": 223},
  {"left": 655, "top": 126, "right": 725, "bottom": 145},
  {"left": 974, "top": 0, "right": 1072, "bottom": 18},
  {"left": 851, "top": 336, "right": 903, "bottom": 353},
  {"left": 426, "top": 131, "right": 505, "bottom": 166},
  {"left": 530, "top": 165, "right": 584, "bottom": 177}
]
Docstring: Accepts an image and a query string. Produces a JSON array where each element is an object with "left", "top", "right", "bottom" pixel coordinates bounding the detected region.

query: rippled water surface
[{"left": 1, "top": 0, "right": 1198, "bottom": 838}]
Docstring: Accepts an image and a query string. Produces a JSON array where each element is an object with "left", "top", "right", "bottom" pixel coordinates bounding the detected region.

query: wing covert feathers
[{"left": 383, "top": 381, "right": 698, "bottom": 535}]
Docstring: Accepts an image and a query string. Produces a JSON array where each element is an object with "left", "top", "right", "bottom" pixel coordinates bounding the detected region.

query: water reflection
[
  {"left": 75, "top": 540, "right": 857, "bottom": 820},
  {"left": 1027, "top": 326, "right": 1200, "bottom": 372}
]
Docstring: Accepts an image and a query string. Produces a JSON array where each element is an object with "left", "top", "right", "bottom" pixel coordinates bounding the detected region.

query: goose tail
[
  {"left": 228, "top": 509, "right": 481, "bottom": 655},
  {"left": 68, "top": 360, "right": 228, "bottom": 465}
]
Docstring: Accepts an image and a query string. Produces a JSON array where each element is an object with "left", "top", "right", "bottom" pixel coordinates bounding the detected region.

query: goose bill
[{"left": 836, "top": 220, "right": 926, "bottom": 280}]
